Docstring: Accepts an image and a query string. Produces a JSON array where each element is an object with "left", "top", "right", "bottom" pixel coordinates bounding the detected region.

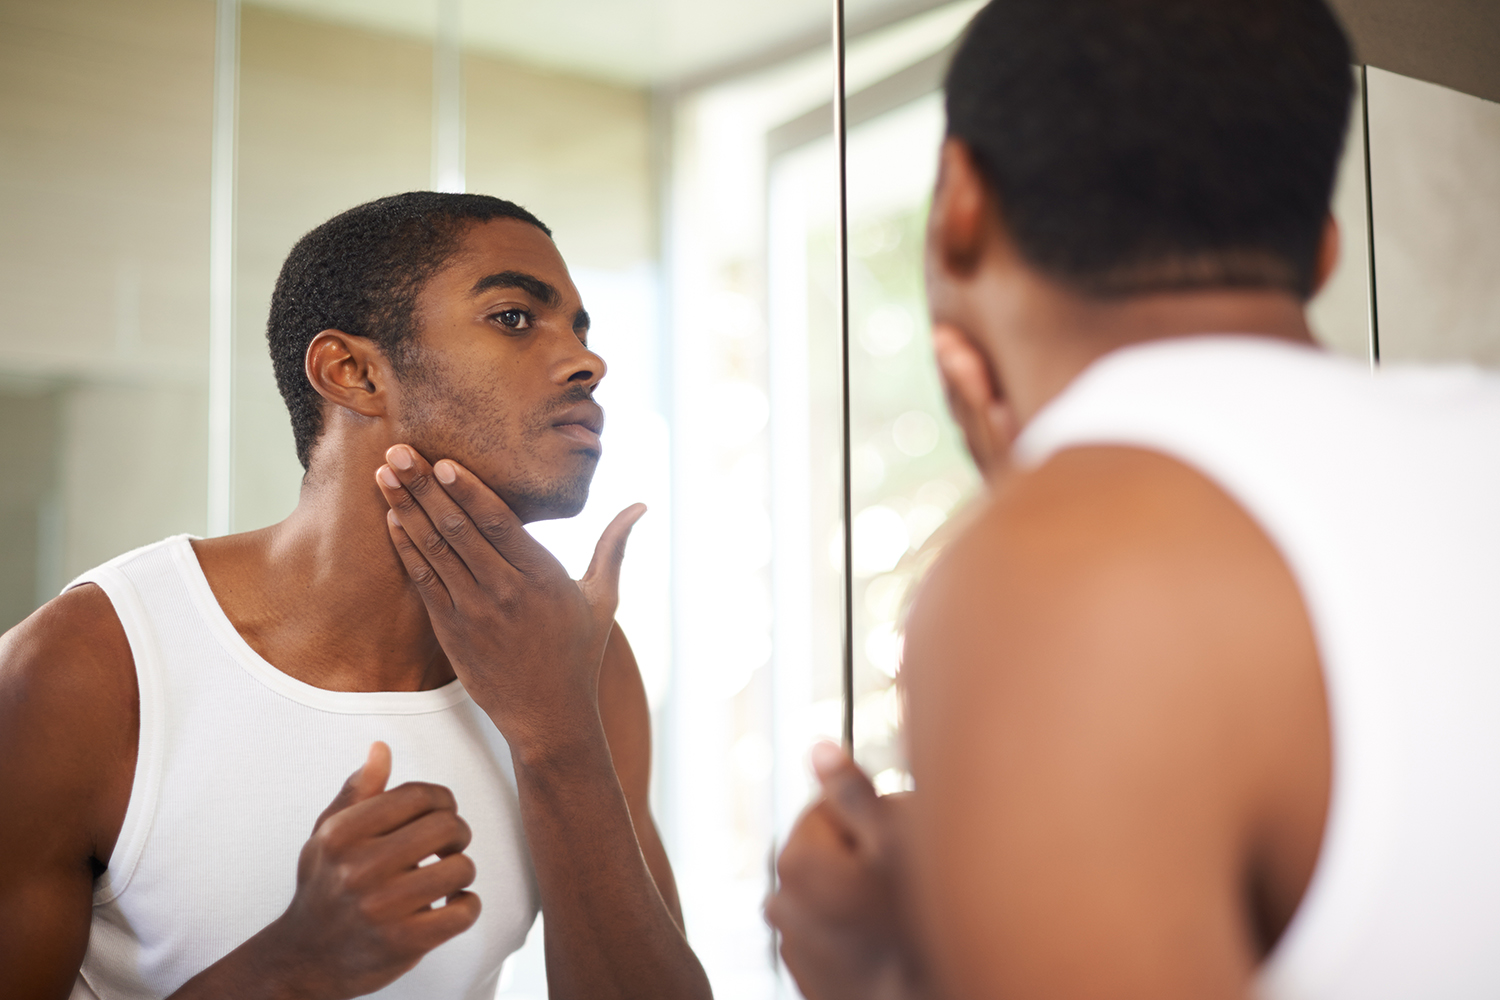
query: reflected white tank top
[
  {"left": 1014, "top": 335, "right": 1500, "bottom": 999},
  {"left": 68, "top": 535, "right": 538, "bottom": 1000}
]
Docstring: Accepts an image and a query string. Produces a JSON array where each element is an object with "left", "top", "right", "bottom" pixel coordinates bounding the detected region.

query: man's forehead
[{"left": 443, "top": 218, "right": 574, "bottom": 297}]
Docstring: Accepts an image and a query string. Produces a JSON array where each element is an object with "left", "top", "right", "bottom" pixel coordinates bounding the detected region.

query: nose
[{"left": 552, "top": 336, "right": 606, "bottom": 389}]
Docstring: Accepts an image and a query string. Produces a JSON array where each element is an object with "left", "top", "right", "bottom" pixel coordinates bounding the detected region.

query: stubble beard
[{"left": 397, "top": 363, "right": 599, "bottom": 523}]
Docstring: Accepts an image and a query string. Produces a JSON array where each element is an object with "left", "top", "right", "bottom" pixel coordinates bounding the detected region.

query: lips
[{"left": 550, "top": 399, "right": 604, "bottom": 451}]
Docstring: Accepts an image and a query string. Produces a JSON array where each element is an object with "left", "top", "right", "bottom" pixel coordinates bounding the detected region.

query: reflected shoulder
[{"left": 900, "top": 444, "right": 1328, "bottom": 993}]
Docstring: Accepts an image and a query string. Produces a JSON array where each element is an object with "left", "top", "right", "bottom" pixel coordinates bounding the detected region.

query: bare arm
[
  {"left": 901, "top": 446, "right": 1330, "bottom": 1000},
  {"left": 523, "top": 623, "right": 692, "bottom": 997},
  {"left": 597, "top": 624, "right": 684, "bottom": 929},
  {"left": 0, "top": 586, "right": 135, "bottom": 1000}
]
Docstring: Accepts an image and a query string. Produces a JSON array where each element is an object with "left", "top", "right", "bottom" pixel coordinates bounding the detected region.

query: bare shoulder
[
  {"left": 907, "top": 444, "right": 1322, "bottom": 705},
  {"left": 0, "top": 584, "right": 138, "bottom": 998},
  {"left": 0, "top": 583, "right": 138, "bottom": 863},
  {"left": 902, "top": 446, "right": 1329, "bottom": 999}
]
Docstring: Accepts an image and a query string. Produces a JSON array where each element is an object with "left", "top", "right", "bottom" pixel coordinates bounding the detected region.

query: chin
[
  {"left": 516, "top": 491, "right": 590, "bottom": 524},
  {"left": 504, "top": 472, "right": 595, "bottom": 525}
]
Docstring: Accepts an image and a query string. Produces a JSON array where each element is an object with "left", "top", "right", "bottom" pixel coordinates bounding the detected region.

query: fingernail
[
  {"left": 435, "top": 460, "right": 456, "bottom": 485},
  {"left": 810, "top": 741, "right": 845, "bottom": 777},
  {"left": 389, "top": 446, "right": 413, "bottom": 470},
  {"left": 377, "top": 465, "right": 401, "bottom": 489},
  {"left": 387, "top": 508, "right": 400, "bottom": 527}
]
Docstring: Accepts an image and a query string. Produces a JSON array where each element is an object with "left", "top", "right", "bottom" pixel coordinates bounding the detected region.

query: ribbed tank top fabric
[
  {"left": 1013, "top": 335, "right": 1500, "bottom": 999},
  {"left": 67, "top": 535, "right": 538, "bottom": 1000}
]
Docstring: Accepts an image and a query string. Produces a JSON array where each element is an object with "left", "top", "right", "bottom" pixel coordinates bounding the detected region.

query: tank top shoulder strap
[{"left": 65, "top": 535, "right": 196, "bottom": 904}]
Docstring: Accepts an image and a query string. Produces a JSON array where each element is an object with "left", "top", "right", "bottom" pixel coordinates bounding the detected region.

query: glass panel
[
  {"left": 233, "top": 4, "right": 434, "bottom": 532},
  {"left": 767, "top": 2, "right": 984, "bottom": 785},
  {"left": 842, "top": 89, "right": 979, "bottom": 783},
  {"left": 670, "top": 50, "right": 837, "bottom": 1000},
  {"left": 0, "top": 0, "right": 214, "bottom": 632},
  {"left": 669, "top": 6, "right": 984, "bottom": 991},
  {"left": 1307, "top": 66, "right": 1375, "bottom": 363},
  {"left": 1366, "top": 66, "right": 1500, "bottom": 366},
  {"left": 232, "top": 2, "right": 847, "bottom": 997}
]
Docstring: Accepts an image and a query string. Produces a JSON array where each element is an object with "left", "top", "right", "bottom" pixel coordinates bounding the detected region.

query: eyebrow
[{"left": 470, "top": 270, "right": 560, "bottom": 307}]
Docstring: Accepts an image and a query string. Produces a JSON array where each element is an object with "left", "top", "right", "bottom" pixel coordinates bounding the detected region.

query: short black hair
[
  {"left": 267, "top": 191, "right": 551, "bottom": 469},
  {"left": 945, "top": 0, "right": 1353, "bottom": 298}
]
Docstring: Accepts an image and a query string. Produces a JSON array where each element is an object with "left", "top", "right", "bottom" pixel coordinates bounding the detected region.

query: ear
[
  {"left": 930, "top": 137, "right": 990, "bottom": 279},
  {"left": 304, "top": 330, "right": 390, "bottom": 420},
  {"left": 1310, "top": 214, "right": 1341, "bottom": 297}
]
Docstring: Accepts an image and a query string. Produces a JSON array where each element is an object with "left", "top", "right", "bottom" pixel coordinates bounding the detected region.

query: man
[
  {"left": 0, "top": 193, "right": 712, "bottom": 999},
  {"left": 769, "top": 1, "right": 1500, "bottom": 998}
]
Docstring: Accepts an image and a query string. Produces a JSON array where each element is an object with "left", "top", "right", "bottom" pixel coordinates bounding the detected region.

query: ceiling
[
  {"left": 1331, "top": 0, "right": 1500, "bottom": 105},
  {"left": 244, "top": 0, "right": 938, "bottom": 88},
  {"left": 247, "top": 0, "right": 1500, "bottom": 101}
]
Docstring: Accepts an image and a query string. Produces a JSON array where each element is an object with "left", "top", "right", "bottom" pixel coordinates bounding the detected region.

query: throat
[{"left": 190, "top": 516, "right": 457, "bottom": 694}]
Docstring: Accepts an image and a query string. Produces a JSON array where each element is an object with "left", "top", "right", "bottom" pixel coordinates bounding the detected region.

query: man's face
[{"left": 395, "top": 217, "right": 605, "bottom": 523}]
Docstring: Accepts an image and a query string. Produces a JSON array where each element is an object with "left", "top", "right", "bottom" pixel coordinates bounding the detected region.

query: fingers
[
  {"left": 403, "top": 890, "right": 482, "bottom": 952},
  {"left": 810, "top": 742, "right": 883, "bottom": 851},
  {"left": 385, "top": 512, "right": 455, "bottom": 612},
  {"left": 775, "top": 802, "right": 861, "bottom": 899},
  {"left": 580, "top": 504, "right": 647, "bottom": 611},
  {"left": 377, "top": 446, "right": 488, "bottom": 594},
  {"left": 932, "top": 323, "right": 1015, "bottom": 479},
  {"left": 362, "top": 852, "right": 479, "bottom": 922},
  {"left": 369, "top": 807, "right": 474, "bottom": 877},
  {"left": 770, "top": 789, "right": 919, "bottom": 1000},
  {"left": 419, "top": 454, "right": 547, "bottom": 577},
  {"left": 360, "top": 742, "right": 394, "bottom": 797},
  {"left": 317, "top": 781, "right": 461, "bottom": 847},
  {"left": 313, "top": 742, "right": 392, "bottom": 833}
]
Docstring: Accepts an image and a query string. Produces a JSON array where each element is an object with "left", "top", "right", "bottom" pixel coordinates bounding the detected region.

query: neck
[
  {"left": 977, "top": 270, "right": 1317, "bottom": 426},
  {"left": 198, "top": 444, "right": 454, "bottom": 693}
]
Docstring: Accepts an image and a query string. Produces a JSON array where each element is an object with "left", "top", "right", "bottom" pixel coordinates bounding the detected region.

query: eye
[{"left": 492, "top": 308, "right": 532, "bottom": 331}]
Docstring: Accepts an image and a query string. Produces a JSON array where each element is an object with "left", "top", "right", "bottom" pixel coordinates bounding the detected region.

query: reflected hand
[
  {"left": 376, "top": 444, "right": 644, "bottom": 757},
  {"left": 932, "top": 322, "right": 1017, "bottom": 482},
  {"left": 767, "top": 743, "right": 936, "bottom": 1000}
]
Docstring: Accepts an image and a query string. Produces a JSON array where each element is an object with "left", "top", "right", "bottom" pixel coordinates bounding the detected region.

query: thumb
[
  {"left": 313, "top": 741, "right": 391, "bottom": 832},
  {"left": 580, "top": 503, "right": 647, "bottom": 611},
  {"left": 810, "top": 741, "right": 882, "bottom": 850}
]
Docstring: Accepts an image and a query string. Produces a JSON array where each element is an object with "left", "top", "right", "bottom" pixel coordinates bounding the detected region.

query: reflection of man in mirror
[
  {"left": 770, "top": 0, "right": 1500, "bottom": 998},
  {"left": 0, "top": 194, "right": 711, "bottom": 999}
]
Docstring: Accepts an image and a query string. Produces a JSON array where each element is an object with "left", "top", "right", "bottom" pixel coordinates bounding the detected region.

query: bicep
[
  {"left": 598, "top": 624, "right": 683, "bottom": 926},
  {"left": 0, "top": 861, "right": 95, "bottom": 1000},
  {"left": 0, "top": 587, "right": 137, "bottom": 999}
]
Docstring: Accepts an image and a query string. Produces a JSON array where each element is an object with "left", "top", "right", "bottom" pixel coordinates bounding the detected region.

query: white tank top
[
  {"left": 1014, "top": 335, "right": 1500, "bottom": 1000},
  {"left": 67, "top": 535, "right": 538, "bottom": 1000}
]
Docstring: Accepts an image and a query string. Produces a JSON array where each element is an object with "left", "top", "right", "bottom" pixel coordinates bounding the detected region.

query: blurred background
[{"left": 1, "top": 0, "right": 1497, "bottom": 997}]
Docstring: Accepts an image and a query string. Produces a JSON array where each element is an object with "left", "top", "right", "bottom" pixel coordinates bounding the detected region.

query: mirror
[
  {"left": 0, "top": 1, "right": 215, "bottom": 634},
  {"left": 7, "top": 0, "right": 1500, "bottom": 997}
]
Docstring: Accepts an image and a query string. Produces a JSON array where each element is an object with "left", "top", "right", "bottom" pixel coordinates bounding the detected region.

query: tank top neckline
[
  {"left": 1015, "top": 333, "right": 1323, "bottom": 467},
  {"left": 167, "top": 534, "right": 471, "bottom": 716}
]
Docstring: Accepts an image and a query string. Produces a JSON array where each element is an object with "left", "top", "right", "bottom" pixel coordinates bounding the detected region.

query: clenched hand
[
  {"left": 174, "top": 742, "right": 480, "bottom": 1000},
  {"left": 767, "top": 743, "right": 938, "bottom": 1000}
]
